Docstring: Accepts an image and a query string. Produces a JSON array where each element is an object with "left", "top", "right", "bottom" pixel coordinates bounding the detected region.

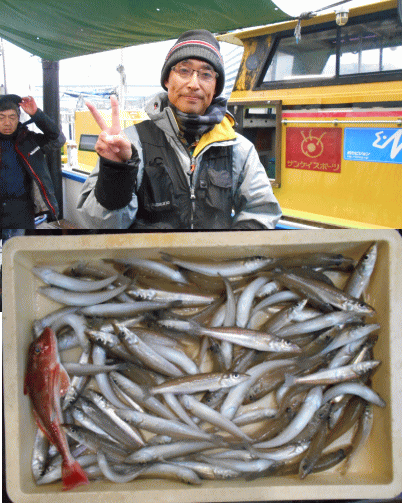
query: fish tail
[{"left": 62, "top": 460, "right": 89, "bottom": 490}]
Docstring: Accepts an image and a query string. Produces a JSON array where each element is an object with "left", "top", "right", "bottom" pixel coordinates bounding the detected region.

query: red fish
[{"left": 24, "top": 327, "right": 89, "bottom": 490}]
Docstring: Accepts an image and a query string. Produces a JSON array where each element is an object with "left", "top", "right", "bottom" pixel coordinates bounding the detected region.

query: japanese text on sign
[{"left": 344, "top": 128, "right": 402, "bottom": 164}]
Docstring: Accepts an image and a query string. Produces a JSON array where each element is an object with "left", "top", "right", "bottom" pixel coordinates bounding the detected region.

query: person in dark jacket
[
  {"left": 0, "top": 94, "right": 64, "bottom": 229},
  {"left": 77, "top": 30, "right": 281, "bottom": 230}
]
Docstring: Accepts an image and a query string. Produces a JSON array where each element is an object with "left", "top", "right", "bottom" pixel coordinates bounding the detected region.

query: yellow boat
[{"left": 218, "top": 0, "right": 402, "bottom": 228}]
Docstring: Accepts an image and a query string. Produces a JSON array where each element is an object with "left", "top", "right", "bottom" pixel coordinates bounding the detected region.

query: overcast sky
[{"left": 1, "top": 0, "right": 379, "bottom": 97}]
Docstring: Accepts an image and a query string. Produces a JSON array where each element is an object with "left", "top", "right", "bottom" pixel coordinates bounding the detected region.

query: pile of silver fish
[{"left": 28, "top": 242, "right": 386, "bottom": 488}]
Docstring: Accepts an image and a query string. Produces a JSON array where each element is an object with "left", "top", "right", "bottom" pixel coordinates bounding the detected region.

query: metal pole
[
  {"left": 42, "top": 59, "right": 63, "bottom": 219},
  {"left": 1, "top": 38, "right": 7, "bottom": 93}
]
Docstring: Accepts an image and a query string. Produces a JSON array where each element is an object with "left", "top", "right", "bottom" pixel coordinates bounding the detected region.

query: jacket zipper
[{"left": 189, "top": 157, "right": 196, "bottom": 229}]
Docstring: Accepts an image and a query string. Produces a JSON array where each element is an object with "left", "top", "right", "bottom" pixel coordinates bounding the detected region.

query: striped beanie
[{"left": 161, "top": 30, "right": 225, "bottom": 96}]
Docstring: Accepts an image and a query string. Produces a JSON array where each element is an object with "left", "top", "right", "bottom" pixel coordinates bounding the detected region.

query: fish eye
[{"left": 34, "top": 346, "right": 41, "bottom": 354}]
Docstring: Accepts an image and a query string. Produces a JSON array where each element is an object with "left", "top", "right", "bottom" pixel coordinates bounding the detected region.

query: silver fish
[
  {"left": 275, "top": 252, "right": 356, "bottom": 271},
  {"left": 285, "top": 360, "right": 381, "bottom": 386},
  {"left": 32, "top": 306, "right": 79, "bottom": 338},
  {"left": 253, "top": 386, "right": 323, "bottom": 449},
  {"left": 96, "top": 451, "right": 145, "bottom": 483},
  {"left": 190, "top": 321, "right": 302, "bottom": 353},
  {"left": 62, "top": 348, "right": 91, "bottom": 410},
  {"left": 106, "top": 257, "right": 190, "bottom": 284},
  {"left": 31, "top": 429, "right": 49, "bottom": 481},
  {"left": 263, "top": 298, "right": 309, "bottom": 334},
  {"left": 150, "top": 372, "right": 250, "bottom": 395},
  {"left": 80, "top": 299, "right": 176, "bottom": 317},
  {"left": 109, "top": 371, "right": 178, "bottom": 421},
  {"left": 37, "top": 454, "right": 98, "bottom": 485},
  {"left": 319, "top": 323, "right": 380, "bottom": 355},
  {"left": 91, "top": 344, "right": 133, "bottom": 409},
  {"left": 63, "top": 362, "right": 127, "bottom": 376},
  {"left": 84, "top": 388, "right": 145, "bottom": 448},
  {"left": 137, "top": 462, "right": 203, "bottom": 485},
  {"left": 322, "top": 382, "right": 386, "bottom": 407},
  {"left": 180, "top": 394, "right": 253, "bottom": 442},
  {"left": 62, "top": 424, "right": 130, "bottom": 462},
  {"left": 70, "top": 408, "right": 118, "bottom": 442},
  {"left": 114, "top": 324, "right": 184, "bottom": 377},
  {"left": 38, "top": 283, "right": 127, "bottom": 307},
  {"left": 116, "top": 409, "right": 216, "bottom": 441},
  {"left": 344, "top": 242, "right": 378, "bottom": 298},
  {"left": 169, "top": 460, "right": 240, "bottom": 480},
  {"left": 124, "top": 440, "right": 218, "bottom": 464},
  {"left": 236, "top": 276, "right": 269, "bottom": 328},
  {"left": 161, "top": 252, "right": 275, "bottom": 277},
  {"left": 32, "top": 265, "right": 119, "bottom": 292},
  {"left": 127, "top": 286, "right": 216, "bottom": 306},
  {"left": 276, "top": 270, "right": 375, "bottom": 315},
  {"left": 339, "top": 402, "right": 374, "bottom": 475}
]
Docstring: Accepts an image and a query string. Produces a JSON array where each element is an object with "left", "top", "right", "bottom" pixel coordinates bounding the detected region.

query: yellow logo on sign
[{"left": 301, "top": 130, "right": 327, "bottom": 158}]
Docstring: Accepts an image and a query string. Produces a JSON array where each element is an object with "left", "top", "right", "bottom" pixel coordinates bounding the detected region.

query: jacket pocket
[
  {"left": 140, "top": 157, "right": 176, "bottom": 213},
  {"left": 203, "top": 167, "right": 233, "bottom": 213}
]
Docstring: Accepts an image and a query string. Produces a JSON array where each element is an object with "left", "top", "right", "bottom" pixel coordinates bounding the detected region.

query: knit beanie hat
[
  {"left": 0, "top": 94, "right": 21, "bottom": 115},
  {"left": 161, "top": 30, "right": 225, "bottom": 97}
]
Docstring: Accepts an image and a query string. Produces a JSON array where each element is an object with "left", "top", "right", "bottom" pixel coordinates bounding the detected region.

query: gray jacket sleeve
[
  {"left": 231, "top": 134, "right": 282, "bottom": 229},
  {"left": 76, "top": 126, "right": 144, "bottom": 229}
]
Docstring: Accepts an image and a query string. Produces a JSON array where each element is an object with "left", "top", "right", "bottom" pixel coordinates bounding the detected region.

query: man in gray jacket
[{"left": 77, "top": 29, "right": 281, "bottom": 230}]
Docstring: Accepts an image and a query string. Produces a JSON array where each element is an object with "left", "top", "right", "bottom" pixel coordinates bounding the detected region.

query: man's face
[
  {"left": 164, "top": 59, "right": 217, "bottom": 116},
  {"left": 0, "top": 109, "right": 19, "bottom": 135}
]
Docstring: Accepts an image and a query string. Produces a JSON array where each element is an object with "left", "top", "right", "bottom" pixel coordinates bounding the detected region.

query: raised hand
[
  {"left": 86, "top": 95, "right": 132, "bottom": 163},
  {"left": 19, "top": 96, "right": 38, "bottom": 116}
]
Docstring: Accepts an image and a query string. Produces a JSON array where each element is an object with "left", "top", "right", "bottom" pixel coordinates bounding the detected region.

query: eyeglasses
[{"left": 171, "top": 65, "right": 218, "bottom": 83}]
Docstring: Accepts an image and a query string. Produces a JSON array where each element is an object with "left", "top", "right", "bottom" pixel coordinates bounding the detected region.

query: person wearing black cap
[
  {"left": 0, "top": 94, "right": 64, "bottom": 229},
  {"left": 77, "top": 29, "right": 282, "bottom": 230}
]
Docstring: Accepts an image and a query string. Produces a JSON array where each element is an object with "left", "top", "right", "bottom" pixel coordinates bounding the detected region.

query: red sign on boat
[{"left": 286, "top": 127, "right": 342, "bottom": 173}]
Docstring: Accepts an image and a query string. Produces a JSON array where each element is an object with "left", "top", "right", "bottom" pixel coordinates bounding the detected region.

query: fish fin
[
  {"left": 58, "top": 364, "right": 71, "bottom": 396},
  {"left": 141, "top": 384, "right": 152, "bottom": 400},
  {"left": 160, "top": 252, "right": 173, "bottom": 263},
  {"left": 284, "top": 373, "right": 296, "bottom": 388},
  {"left": 188, "top": 319, "right": 203, "bottom": 335},
  {"left": 31, "top": 409, "right": 55, "bottom": 445},
  {"left": 23, "top": 373, "right": 32, "bottom": 395},
  {"left": 61, "top": 460, "right": 89, "bottom": 491}
]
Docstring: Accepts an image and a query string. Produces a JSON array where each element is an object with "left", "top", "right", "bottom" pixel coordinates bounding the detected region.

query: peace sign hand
[{"left": 86, "top": 95, "right": 132, "bottom": 163}]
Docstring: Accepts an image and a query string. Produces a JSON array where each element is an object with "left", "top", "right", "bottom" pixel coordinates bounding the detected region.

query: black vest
[{"left": 130, "top": 120, "right": 234, "bottom": 230}]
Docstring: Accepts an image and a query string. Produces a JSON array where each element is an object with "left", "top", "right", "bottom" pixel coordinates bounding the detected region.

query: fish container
[{"left": 2, "top": 229, "right": 402, "bottom": 503}]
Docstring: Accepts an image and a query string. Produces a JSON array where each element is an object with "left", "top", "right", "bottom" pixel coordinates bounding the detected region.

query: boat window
[
  {"left": 263, "top": 29, "right": 337, "bottom": 83},
  {"left": 339, "top": 18, "right": 402, "bottom": 74},
  {"left": 260, "top": 8, "right": 402, "bottom": 87},
  {"left": 228, "top": 101, "right": 282, "bottom": 188},
  {"left": 78, "top": 134, "right": 98, "bottom": 152}
]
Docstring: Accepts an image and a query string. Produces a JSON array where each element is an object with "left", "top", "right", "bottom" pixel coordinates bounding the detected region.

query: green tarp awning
[{"left": 0, "top": 0, "right": 292, "bottom": 61}]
